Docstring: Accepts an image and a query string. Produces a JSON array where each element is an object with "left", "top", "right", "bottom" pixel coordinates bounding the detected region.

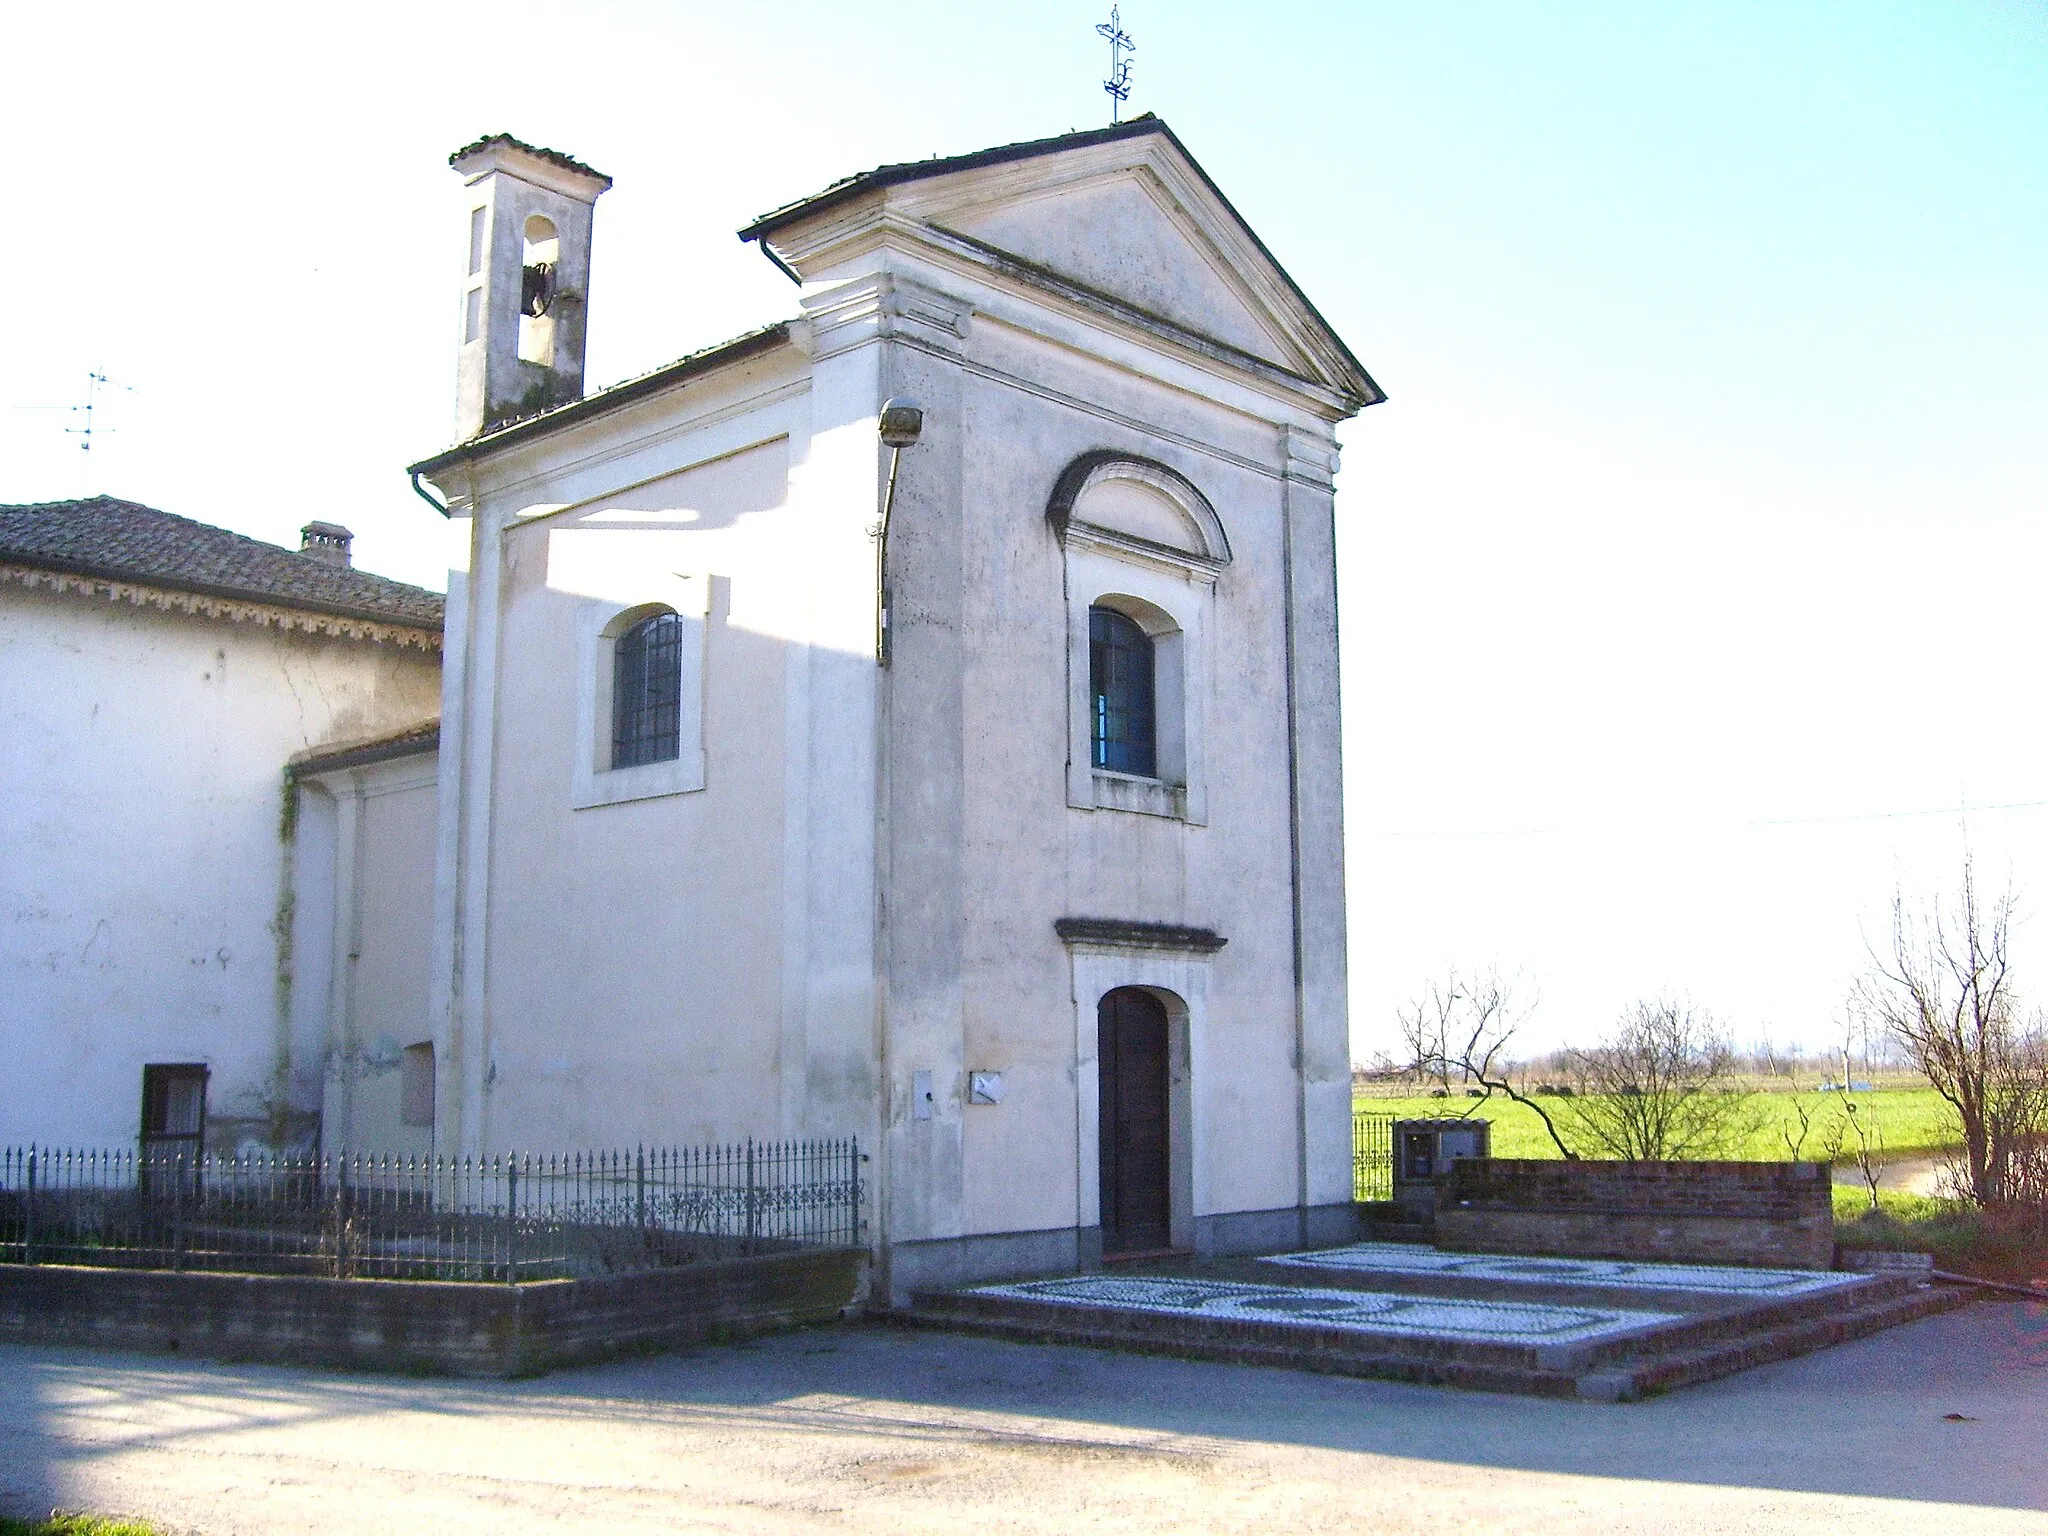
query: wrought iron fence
[
  {"left": 0, "top": 1139, "right": 862, "bottom": 1284},
  {"left": 1353, "top": 1111, "right": 1394, "bottom": 1203}
]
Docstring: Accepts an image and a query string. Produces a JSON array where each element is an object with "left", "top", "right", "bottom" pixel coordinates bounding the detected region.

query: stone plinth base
[{"left": 0, "top": 1247, "right": 866, "bottom": 1376}]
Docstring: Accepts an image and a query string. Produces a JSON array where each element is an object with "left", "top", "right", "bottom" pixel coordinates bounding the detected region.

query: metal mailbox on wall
[{"left": 1391, "top": 1118, "right": 1491, "bottom": 1215}]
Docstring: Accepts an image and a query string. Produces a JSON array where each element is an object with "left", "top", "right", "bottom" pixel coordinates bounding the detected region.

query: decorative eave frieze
[{"left": 0, "top": 563, "right": 443, "bottom": 651}]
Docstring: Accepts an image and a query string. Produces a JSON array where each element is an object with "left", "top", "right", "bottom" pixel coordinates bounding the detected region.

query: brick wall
[
  {"left": 0, "top": 1247, "right": 866, "bottom": 1376},
  {"left": 1433, "top": 1160, "right": 1834, "bottom": 1270}
]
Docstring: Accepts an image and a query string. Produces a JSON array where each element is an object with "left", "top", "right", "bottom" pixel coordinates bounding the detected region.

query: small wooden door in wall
[{"left": 1097, "top": 987, "right": 1171, "bottom": 1256}]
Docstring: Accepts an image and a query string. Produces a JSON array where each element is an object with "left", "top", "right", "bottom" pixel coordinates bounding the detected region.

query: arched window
[
  {"left": 611, "top": 610, "right": 683, "bottom": 768},
  {"left": 1090, "top": 606, "right": 1156, "bottom": 777}
]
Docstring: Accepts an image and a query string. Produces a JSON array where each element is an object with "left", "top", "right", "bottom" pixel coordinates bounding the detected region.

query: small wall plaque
[{"left": 968, "top": 1071, "right": 1006, "bottom": 1105}]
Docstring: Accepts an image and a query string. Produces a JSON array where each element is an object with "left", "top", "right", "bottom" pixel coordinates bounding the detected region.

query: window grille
[
  {"left": 612, "top": 611, "right": 683, "bottom": 769},
  {"left": 1089, "top": 606, "right": 1156, "bottom": 777}
]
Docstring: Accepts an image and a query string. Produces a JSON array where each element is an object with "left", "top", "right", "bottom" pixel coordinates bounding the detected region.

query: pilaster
[{"left": 1279, "top": 422, "right": 1353, "bottom": 1209}]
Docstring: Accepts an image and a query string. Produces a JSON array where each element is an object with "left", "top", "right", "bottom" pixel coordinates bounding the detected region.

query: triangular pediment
[
  {"left": 931, "top": 169, "right": 1300, "bottom": 370},
  {"left": 742, "top": 120, "right": 1379, "bottom": 409}
]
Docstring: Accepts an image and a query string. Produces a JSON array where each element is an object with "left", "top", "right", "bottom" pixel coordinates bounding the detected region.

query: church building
[
  {"left": 379, "top": 117, "right": 1381, "bottom": 1299},
  {"left": 3, "top": 117, "right": 1380, "bottom": 1307}
]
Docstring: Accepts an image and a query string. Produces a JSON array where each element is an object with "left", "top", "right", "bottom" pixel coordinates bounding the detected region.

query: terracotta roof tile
[
  {"left": 410, "top": 321, "right": 794, "bottom": 474},
  {"left": 448, "top": 133, "right": 611, "bottom": 187},
  {"left": 739, "top": 117, "right": 1167, "bottom": 241},
  {"left": 0, "top": 497, "right": 445, "bottom": 631},
  {"left": 292, "top": 719, "right": 441, "bottom": 775}
]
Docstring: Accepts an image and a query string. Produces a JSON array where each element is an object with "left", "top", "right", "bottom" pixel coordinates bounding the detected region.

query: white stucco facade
[
  {"left": 296, "top": 746, "right": 442, "bottom": 1157},
  {"left": 409, "top": 120, "right": 1378, "bottom": 1298},
  {"left": 0, "top": 570, "right": 441, "bottom": 1153}
]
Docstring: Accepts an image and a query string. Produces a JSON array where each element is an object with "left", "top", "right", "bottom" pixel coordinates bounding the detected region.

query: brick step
[
  {"left": 1356, "top": 1221, "right": 1433, "bottom": 1244},
  {"left": 1245, "top": 1256, "right": 1915, "bottom": 1335},
  {"left": 912, "top": 1286, "right": 1594, "bottom": 1374},
  {"left": 1573, "top": 1271, "right": 1915, "bottom": 1366},
  {"left": 904, "top": 1276, "right": 1970, "bottom": 1402},
  {"left": 901, "top": 1293, "right": 1583, "bottom": 1398},
  {"left": 1579, "top": 1281, "right": 1976, "bottom": 1402}
]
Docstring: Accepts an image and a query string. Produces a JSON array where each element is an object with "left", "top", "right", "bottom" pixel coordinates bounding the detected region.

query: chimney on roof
[
  {"left": 447, "top": 134, "right": 613, "bottom": 440},
  {"left": 300, "top": 522, "right": 353, "bottom": 567}
]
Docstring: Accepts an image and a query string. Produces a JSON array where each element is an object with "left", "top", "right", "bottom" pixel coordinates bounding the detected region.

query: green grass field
[
  {"left": 1354, "top": 1086, "right": 1961, "bottom": 1164},
  {"left": 0, "top": 1517, "right": 162, "bottom": 1536},
  {"left": 1832, "top": 1186, "right": 2048, "bottom": 1286}
]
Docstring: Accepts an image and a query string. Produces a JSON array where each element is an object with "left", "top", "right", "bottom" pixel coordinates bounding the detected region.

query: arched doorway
[{"left": 1097, "top": 986, "right": 1172, "bottom": 1256}]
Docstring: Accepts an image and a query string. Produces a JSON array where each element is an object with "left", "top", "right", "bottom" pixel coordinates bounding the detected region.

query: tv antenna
[
  {"left": 65, "top": 371, "right": 136, "bottom": 454},
  {"left": 1096, "top": 6, "right": 1135, "bottom": 124}
]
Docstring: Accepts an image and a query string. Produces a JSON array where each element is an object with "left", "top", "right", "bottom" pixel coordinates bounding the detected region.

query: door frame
[
  {"left": 1064, "top": 944, "right": 1210, "bottom": 1260},
  {"left": 1096, "top": 986, "right": 1176, "bottom": 1257}
]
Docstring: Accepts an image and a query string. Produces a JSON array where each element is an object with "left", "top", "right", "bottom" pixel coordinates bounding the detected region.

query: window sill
[
  {"left": 571, "top": 750, "right": 706, "bottom": 810},
  {"left": 1091, "top": 770, "right": 1186, "bottom": 821}
]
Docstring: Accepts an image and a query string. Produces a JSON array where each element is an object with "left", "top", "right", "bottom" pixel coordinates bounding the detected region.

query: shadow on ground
[{"left": 3, "top": 1298, "right": 2044, "bottom": 1532}]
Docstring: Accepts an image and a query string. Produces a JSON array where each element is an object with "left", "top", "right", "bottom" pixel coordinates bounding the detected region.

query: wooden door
[{"left": 1097, "top": 987, "right": 1172, "bottom": 1256}]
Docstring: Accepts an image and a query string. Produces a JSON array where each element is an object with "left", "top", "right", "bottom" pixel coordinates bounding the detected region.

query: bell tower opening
[
  {"left": 446, "top": 134, "right": 611, "bottom": 439},
  {"left": 518, "top": 214, "right": 560, "bottom": 366}
]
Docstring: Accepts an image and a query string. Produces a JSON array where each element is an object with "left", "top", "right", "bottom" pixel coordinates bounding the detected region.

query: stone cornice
[
  {"left": 1280, "top": 425, "right": 1340, "bottom": 490},
  {"left": 1055, "top": 918, "right": 1227, "bottom": 954},
  {"left": 1, "top": 563, "right": 443, "bottom": 651},
  {"left": 800, "top": 270, "right": 973, "bottom": 361}
]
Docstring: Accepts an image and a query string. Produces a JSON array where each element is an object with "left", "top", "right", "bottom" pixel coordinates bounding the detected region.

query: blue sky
[{"left": 6, "top": 2, "right": 2045, "bottom": 1057}]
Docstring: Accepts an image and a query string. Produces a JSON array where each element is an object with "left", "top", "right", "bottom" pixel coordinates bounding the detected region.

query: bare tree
[
  {"left": 1749, "top": 1030, "right": 1795, "bottom": 1082},
  {"left": 1841, "top": 1095, "right": 1888, "bottom": 1212},
  {"left": 1396, "top": 969, "right": 1578, "bottom": 1158},
  {"left": 1554, "top": 1000, "right": 1762, "bottom": 1160},
  {"left": 1854, "top": 858, "right": 2048, "bottom": 1206},
  {"left": 1778, "top": 1091, "right": 1847, "bottom": 1165}
]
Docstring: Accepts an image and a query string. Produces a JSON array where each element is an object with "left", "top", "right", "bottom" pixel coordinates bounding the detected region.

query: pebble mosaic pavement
[
  {"left": 1264, "top": 1243, "right": 1867, "bottom": 1296},
  {"left": 969, "top": 1274, "right": 1680, "bottom": 1346}
]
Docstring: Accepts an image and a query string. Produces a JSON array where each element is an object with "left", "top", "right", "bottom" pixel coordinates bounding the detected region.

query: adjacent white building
[
  {"left": 0, "top": 501, "right": 442, "bottom": 1156},
  {"left": 397, "top": 119, "right": 1380, "bottom": 1298}
]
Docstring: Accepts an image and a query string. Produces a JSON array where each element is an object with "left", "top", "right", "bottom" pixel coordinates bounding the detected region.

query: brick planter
[{"left": 1434, "top": 1160, "right": 1834, "bottom": 1270}]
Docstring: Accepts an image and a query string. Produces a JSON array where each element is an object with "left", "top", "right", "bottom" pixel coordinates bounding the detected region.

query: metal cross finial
[{"left": 1096, "top": 6, "right": 1135, "bottom": 124}]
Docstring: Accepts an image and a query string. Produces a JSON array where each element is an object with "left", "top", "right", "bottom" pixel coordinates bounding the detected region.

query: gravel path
[{"left": 2, "top": 1300, "right": 2044, "bottom": 1534}]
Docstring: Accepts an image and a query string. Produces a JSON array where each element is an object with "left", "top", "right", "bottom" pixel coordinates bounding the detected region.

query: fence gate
[{"left": 1352, "top": 1111, "right": 1394, "bottom": 1203}]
